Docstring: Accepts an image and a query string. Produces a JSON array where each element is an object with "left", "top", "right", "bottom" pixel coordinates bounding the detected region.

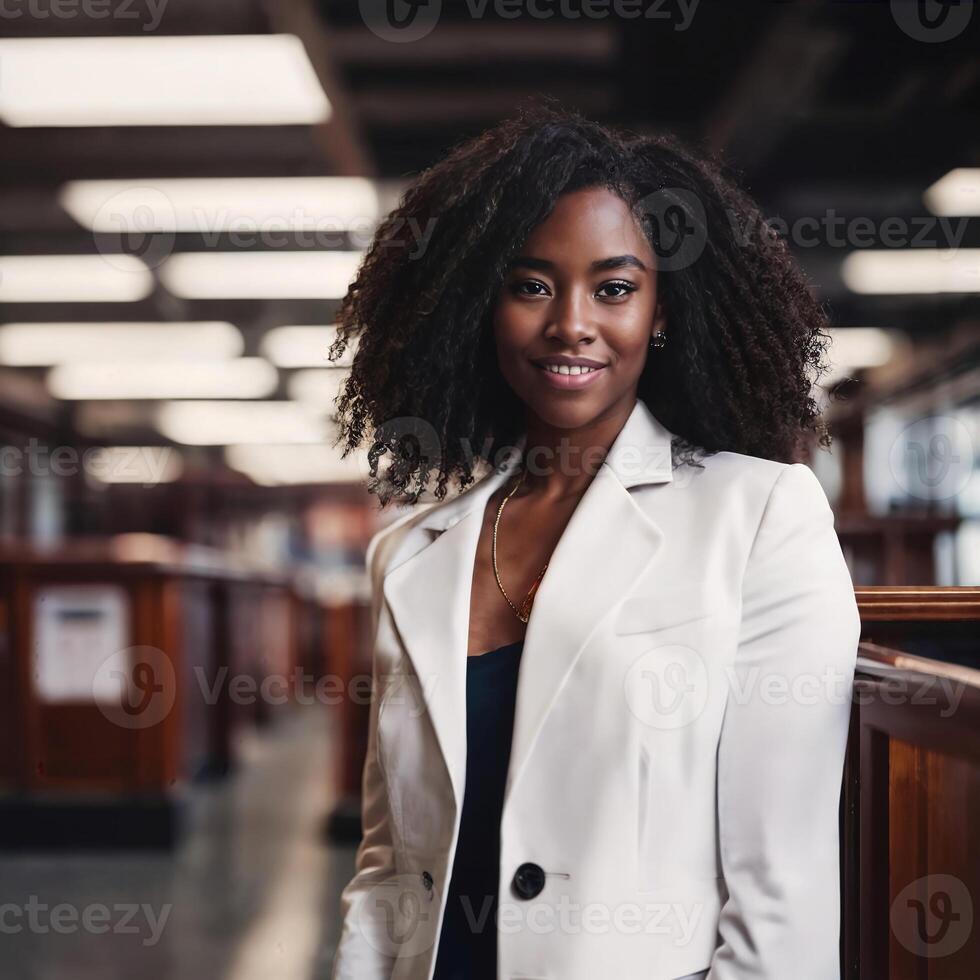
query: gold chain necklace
[{"left": 492, "top": 466, "right": 549, "bottom": 624}]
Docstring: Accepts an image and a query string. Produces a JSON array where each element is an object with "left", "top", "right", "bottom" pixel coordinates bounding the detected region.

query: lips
[
  {"left": 537, "top": 362, "right": 603, "bottom": 377},
  {"left": 532, "top": 355, "right": 607, "bottom": 369},
  {"left": 533, "top": 361, "right": 607, "bottom": 390}
]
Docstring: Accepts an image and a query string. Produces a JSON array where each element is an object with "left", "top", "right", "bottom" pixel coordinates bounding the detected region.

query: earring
[{"left": 649, "top": 329, "right": 667, "bottom": 350}]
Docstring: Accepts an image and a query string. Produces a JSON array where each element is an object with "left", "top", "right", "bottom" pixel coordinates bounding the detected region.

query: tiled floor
[{"left": 0, "top": 705, "right": 358, "bottom": 980}]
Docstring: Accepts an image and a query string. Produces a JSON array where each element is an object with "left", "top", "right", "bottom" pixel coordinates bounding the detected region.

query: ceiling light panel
[
  {"left": 0, "top": 322, "right": 242, "bottom": 365},
  {"left": 0, "top": 34, "right": 330, "bottom": 127}
]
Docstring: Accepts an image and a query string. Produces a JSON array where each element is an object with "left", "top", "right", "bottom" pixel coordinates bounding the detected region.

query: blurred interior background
[{"left": 0, "top": 1, "right": 978, "bottom": 978}]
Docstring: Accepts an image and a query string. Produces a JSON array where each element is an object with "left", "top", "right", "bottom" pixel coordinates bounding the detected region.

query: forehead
[{"left": 520, "top": 186, "right": 653, "bottom": 262}]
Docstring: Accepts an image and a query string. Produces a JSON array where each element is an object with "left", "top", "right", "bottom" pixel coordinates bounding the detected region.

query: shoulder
[
  {"left": 675, "top": 451, "right": 834, "bottom": 547},
  {"left": 684, "top": 449, "right": 830, "bottom": 512},
  {"left": 365, "top": 502, "right": 439, "bottom": 585}
]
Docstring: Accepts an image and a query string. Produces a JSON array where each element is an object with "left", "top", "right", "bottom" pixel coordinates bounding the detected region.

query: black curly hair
[{"left": 328, "top": 96, "right": 835, "bottom": 508}]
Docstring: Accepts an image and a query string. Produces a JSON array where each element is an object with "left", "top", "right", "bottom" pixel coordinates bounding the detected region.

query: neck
[{"left": 518, "top": 395, "right": 636, "bottom": 503}]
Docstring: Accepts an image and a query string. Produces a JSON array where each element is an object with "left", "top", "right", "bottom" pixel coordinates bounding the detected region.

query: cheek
[
  {"left": 606, "top": 313, "right": 654, "bottom": 365},
  {"left": 493, "top": 297, "right": 538, "bottom": 351}
]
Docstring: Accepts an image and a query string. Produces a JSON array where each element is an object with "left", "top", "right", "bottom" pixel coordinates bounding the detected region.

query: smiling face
[{"left": 492, "top": 185, "right": 666, "bottom": 432}]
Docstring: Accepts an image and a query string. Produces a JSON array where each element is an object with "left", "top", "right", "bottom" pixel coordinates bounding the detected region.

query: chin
[{"left": 525, "top": 395, "right": 602, "bottom": 431}]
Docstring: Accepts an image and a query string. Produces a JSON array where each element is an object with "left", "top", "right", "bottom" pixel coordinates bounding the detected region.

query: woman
[{"left": 329, "top": 100, "right": 860, "bottom": 980}]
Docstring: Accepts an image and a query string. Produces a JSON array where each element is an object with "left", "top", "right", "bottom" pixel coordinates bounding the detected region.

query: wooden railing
[
  {"left": 844, "top": 587, "right": 980, "bottom": 979},
  {"left": 854, "top": 585, "right": 980, "bottom": 622}
]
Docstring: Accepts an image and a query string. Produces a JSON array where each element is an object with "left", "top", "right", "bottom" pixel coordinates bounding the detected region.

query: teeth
[{"left": 543, "top": 364, "right": 597, "bottom": 375}]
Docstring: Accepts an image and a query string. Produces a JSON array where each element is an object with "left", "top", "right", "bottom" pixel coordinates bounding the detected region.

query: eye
[
  {"left": 510, "top": 279, "right": 551, "bottom": 297},
  {"left": 596, "top": 280, "right": 637, "bottom": 299}
]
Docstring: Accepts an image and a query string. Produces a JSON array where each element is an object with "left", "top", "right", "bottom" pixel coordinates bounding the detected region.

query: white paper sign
[{"left": 33, "top": 584, "right": 130, "bottom": 703}]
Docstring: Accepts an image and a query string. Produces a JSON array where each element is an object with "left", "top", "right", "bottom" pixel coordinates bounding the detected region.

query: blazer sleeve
[
  {"left": 706, "top": 462, "right": 861, "bottom": 979},
  {"left": 331, "top": 526, "right": 400, "bottom": 980}
]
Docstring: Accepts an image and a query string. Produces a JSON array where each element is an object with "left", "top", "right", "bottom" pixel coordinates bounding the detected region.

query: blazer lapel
[
  {"left": 502, "top": 465, "right": 665, "bottom": 810},
  {"left": 381, "top": 449, "right": 523, "bottom": 812},
  {"left": 381, "top": 399, "right": 677, "bottom": 817}
]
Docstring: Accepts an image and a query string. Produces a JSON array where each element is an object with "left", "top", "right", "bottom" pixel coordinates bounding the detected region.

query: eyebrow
[{"left": 508, "top": 254, "right": 650, "bottom": 274}]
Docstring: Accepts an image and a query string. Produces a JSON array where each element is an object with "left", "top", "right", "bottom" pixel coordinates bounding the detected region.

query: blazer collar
[
  {"left": 381, "top": 398, "right": 678, "bottom": 817},
  {"left": 416, "top": 397, "right": 676, "bottom": 533}
]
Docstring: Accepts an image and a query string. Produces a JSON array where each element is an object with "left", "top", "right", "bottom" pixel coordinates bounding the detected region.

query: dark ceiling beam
[
  {"left": 0, "top": 298, "right": 339, "bottom": 330},
  {"left": 0, "top": 126, "right": 338, "bottom": 182},
  {"left": 753, "top": 111, "right": 980, "bottom": 188},
  {"left": 327, "top": 21, "right": 617, "bottom": 65},
  {"left": 0, "top": 228, "right": 365, "bottom": 252},
  {"left": 703, "top": 0, "right": 848, "bottom": 172},
  {"left": 352, "top": 84, "right": 615, "bottom": 127},
  {"left": 264, "top": 0, "right": 375, "bottom": 177}
]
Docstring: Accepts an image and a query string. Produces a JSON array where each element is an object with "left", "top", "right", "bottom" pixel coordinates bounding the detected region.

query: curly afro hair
[{"left": 329, "top": 96, "right": 836, "bottom": 508}]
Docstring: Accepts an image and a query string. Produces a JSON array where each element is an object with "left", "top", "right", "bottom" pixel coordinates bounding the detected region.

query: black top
[{"left": 431, "top": 639, "right": 524, "bottom": 980}]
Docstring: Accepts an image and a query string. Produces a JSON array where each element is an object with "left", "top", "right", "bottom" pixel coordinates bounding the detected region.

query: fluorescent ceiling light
[
  {"left": 924, "top": 168, "right": 980, "bottom": 216},
  {"left": 60, "top": 177, "right": 380, "bottom": 233},
  {"left": 85, "top": 446, "right": 183, "bottom": 485},
  {"left": 0, "top": 34, "right": 330, "bottom": 127},
  {"left": 0, "top": 322, "right": 242, "bottom": 365},
  {"left": 287, "top": 368, "right": 349, "bottom": 410},
  {"left": 48, "top": 358, "right": 277, "bottom": 400},
  {"left": 225, "top": 444, "right": 368, "bottom": 486},
  {"left": 824, "top": 328, "right": 897, "bottom": 379},
  {"left": 841, "top": 249, "right": 980, "bottom": 294},
  {"left": 159, "top": 251, "right": 363, "bottom": 300},
  {"left": 156, "top": 400, "right": 329, "bottom": 445},
  {"left": 0, "top": 255, "right": 152, "bottom": 303},
  {"left": 262, "top": 325, "right": 355, "bottom": 367}
]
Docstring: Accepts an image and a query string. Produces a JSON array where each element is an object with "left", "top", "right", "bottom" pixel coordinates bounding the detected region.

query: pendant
[{"left": 518, "top": 572, "right": 546, "bottom": 622}]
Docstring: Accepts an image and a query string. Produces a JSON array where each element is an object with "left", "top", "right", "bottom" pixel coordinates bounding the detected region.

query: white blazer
[{"left": 332, "top": 398, "right": 861, "bottom": 980}]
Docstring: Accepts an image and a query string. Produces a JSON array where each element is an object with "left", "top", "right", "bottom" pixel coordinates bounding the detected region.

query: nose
[{"left": 544, "top": 287, "right": 595, "bottom": 345}]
